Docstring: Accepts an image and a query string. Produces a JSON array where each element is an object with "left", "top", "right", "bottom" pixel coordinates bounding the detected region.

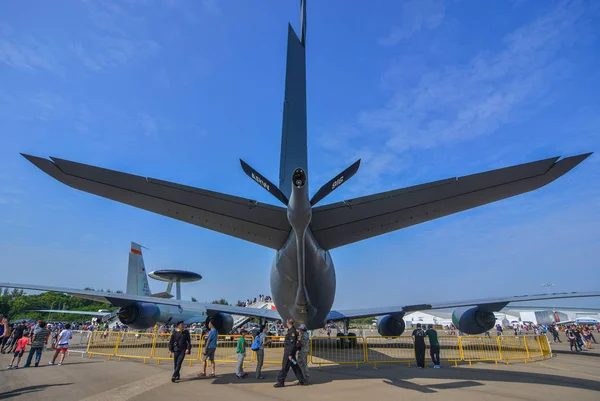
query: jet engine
[
  {"left": 452, "top": 306, "right": 496, "bottom": 335},
  {"left": 206, "top": 313, "right": 234, "bottom": 334},
  {"left": 117, "top": 302, "right": 160, "bottom": 329},
  {"left": 377, "top": 314, "right": 406, "bottom": 337}
]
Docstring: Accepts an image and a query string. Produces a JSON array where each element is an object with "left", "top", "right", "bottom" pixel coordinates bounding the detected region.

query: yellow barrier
[
  {"left": 460, "top": 336, "right": 501, "bottom": 366},
  {"left": 435, "top": 336, "right": 463, "bottom": 366},
  {"left": 85, "top": 331, "right": 552, "bottom": 368},
  {"left": 115, "top": 332, "right": 155, "bottom": 363},
  {"left": 365, "top": 336, "right": 414, "bottom": 368},
  {"left": 311, "top": 336, "right": 366, "bottom": 368}
]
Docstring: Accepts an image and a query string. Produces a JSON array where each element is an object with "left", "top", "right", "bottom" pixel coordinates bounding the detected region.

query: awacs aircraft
[
  {"left": 15, "top": 243, "right": 275, "bottom": 332},
  {"left": 12, "top": 0, "right": 597, "bottom": 337},
  {"left": 33, "top": 242, "right": 174, "bottom": 321}
]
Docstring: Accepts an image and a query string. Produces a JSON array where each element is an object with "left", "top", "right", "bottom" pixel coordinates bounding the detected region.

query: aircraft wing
[
  {"left": 326, "top": 291, "right": 600, "bottom": 320},
  {"left": 204, "top": 303, "right": 281, "bottom": 320},
  {"left": 21, "top": 155, "right": 290, "bottom": 250},
  {"left": 1, "top": 282, "right": 281, "bottom": 320},
  {"left": 311, "top": 154, "right": 591, "bottom": 250},
  {"left": 33, "top": 309, "right": 110, "bottom": 317}
]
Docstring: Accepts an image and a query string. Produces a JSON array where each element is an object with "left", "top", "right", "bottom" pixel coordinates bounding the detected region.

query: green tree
[{"left": 211, "top": 298, "right": 230, "bottom": 306}]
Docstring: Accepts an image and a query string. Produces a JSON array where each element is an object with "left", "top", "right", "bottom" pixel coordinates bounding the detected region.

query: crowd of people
[
  {"left": 0, "top": 315, "right": 75, "bottom": 369},
  {"left": 3, "top": 307, "right": 600, "bottom": 386},
  {"left": 235, "top": 294, "right": 273, "bottom": 308}
]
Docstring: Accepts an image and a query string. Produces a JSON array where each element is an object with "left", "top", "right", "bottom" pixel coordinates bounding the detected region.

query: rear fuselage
[
  {"left": 270, "top": 168, "right": 336, "bottom": 330},
  {"left": 270, "top": 228, "right": 336, "bottom": 329}
]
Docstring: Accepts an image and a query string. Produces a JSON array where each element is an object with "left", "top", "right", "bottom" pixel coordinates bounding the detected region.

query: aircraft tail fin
[
  {"left": 311, "top": 159, "right": 361, "bottom": 206},
  {"left": 241, "top": 159, "right": 289, "bottom": 205},
  {"left": 279, "top": 1, "right": 308, "bottom": 199},
  {"left": 126, "top": 242, "right": 151, "bottom": 297}
]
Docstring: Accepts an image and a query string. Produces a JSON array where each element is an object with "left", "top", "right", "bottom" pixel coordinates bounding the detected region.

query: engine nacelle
[
  {"left": 452, "top": 306, "right": 496, "bottom": 335},
  {"left": 377, "top": 314, "right": 406, "bottom": 337},
  {"left": 117, "top": 303, "right": 160, "bottom": 329},
  {"left": 206, "top": 313, "right": 234, "bottom": 334}
]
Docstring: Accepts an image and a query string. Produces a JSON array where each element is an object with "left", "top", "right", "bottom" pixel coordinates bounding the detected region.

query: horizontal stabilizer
[
  {"left": 312, "top": 153, "right": 592, "bottom": 250},
  {"left": 149, "top": 292, "right": 174, "bottom": 299},
  {"left": 21, "top": 154, "right": 290, "bottom": 249},
  {"left": 240, "top": 159, "right": 289, "bottom": 205},
  {"left": 311, "top": 159, "right": 360, "bottom": 206}
]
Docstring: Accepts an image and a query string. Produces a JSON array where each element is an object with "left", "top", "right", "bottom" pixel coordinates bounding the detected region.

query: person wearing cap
[
  {"left": 274, "top": 318, "right": 306, "bottom": 387},
  {"left": 296, "top": 324, "right": 310, "bottom": 384},
  {"left": 235, "top": 329, "right": 249, "bottom": 379},
  {"left": 168, "top": 321, "right": 191, "bottom": 382},
  {"left": 411, "top": 323, "right": 426, "bottom": 368}
]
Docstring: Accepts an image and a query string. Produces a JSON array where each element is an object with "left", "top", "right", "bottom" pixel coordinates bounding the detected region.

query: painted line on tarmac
[{"left": 80, "top": 372, "right": 171, "bottom": 401}]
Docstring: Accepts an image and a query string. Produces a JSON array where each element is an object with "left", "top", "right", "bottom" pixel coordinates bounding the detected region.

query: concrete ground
[{"left": 1, "top": 340, "right": 598, "bottom": 401}]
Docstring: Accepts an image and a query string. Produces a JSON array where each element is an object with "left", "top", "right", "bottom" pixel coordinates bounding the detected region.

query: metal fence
[{"left": 77, "top": 332, "right": 552, "bottom": 368}]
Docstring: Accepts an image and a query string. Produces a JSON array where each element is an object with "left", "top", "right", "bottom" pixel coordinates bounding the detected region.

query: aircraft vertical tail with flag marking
[{"left": 126, "top": 242, "right": 151, "bottom": 296}]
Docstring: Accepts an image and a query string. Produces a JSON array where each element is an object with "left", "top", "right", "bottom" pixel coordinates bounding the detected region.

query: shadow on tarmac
[
  {"left": 0, "top": 383, "right": 72, "bottom": 399},
  {"left": 195, "top": 363, "right": 600, "bottom": 393},
  {"left": 553, "top": 349, "right": 600, "bottom": 358}
]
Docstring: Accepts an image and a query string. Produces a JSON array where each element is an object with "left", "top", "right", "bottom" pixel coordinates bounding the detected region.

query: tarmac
[{"left": 1, "top": 339, "right": 599, "bottom": 400}]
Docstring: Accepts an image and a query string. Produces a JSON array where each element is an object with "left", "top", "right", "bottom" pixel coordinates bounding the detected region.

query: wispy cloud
[
  {"left": 378, "top": 0, "right": 445, "bottom": 46},
  {"left": 202, "top": 0, "right": 222, "bottom": 15},
  {"left": 321, "top": 0, "right": 598, "bottom": 191},
  {"left": 73, "top": 1, "right": 161, "bottom": 72},
  {"left": 72, "top": 36, "right": 159, "bottom": 72},
  {"left": 137, "top": 112, "right": 164, "bottom": 140},
  {"left": 0, "top": 23, "right": 59, "bottom": 72}
]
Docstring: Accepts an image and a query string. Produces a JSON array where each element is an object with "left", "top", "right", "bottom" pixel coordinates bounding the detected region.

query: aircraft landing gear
[{"left": 336, "top": 319, "right": 357, "bottom": 349}]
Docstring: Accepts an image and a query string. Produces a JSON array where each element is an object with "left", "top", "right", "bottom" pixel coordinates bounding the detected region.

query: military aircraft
[
  {"left": 10, "top": 0, "right": 597, "bottom": 336},
  {"left": 18, "top": 243, "right": 274, "bottom": 331}
]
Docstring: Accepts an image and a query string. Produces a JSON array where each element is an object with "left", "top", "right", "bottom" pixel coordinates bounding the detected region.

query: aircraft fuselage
[{"left": 270, "top": 168, "right": 336, "bottom": 329}]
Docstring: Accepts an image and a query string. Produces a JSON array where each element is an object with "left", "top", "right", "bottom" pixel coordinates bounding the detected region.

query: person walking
[
  {"left": 412, "top": 323, "right": 426, "bottom": 368},
  {"left": 274, "top": 319, "right": 306, "bottom": 387},
  {"left": 199, "top": 320, "right": 218, "bottom": 378},
  {"left": 425, "top": 324, "right": 441, "bottom": 368},
  {"left": 296, "top": 324, "right": 310, "bottom": 384},
  {"left": 252, "top": 324, "right": 268, "bottom": 379},
  {"left": 24, "top": 321, "right": 50, "bottom": 368},
  {"left": 50, "top": 323, "right": 72, "bottom": 366},
  {"left": 235, "top": 329, "right": 249, "bottom": 378},
  {"left": 8, "top": 331, "right": 30, "bottom": 369},
  {"left": 168, "top": 321, "right": 191, "bottom": 382}
]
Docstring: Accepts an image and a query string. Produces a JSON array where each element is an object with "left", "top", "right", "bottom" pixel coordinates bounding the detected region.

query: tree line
[{"left": 0, "top": 287, "right": 115, "bottom": 322}]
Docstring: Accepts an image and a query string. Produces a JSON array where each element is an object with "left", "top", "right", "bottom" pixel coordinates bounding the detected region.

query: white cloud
[
  {"left": 378, "top": 0, "right": 445, "bottom": 46},
  {"left": 321, "top": 0, "right": 598, "bottom": 190},
  {"left": 72, "top": 36, "right": 160, "bottom": 72},
  {"left": 0, "top": 23, "right": 59, "bottom": 71},
  {"left": 202, "top": 0, "right": 221, "bottom": 15}
]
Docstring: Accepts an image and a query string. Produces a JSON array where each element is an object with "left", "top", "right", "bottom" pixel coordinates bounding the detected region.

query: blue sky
[{"left": 0, "top": 0, "right": 599, "bottom": 310}]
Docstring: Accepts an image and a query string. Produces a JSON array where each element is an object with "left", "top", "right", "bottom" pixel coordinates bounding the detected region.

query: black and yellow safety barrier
[{"left": 85, "top": 333, "right": 552, "bottom": 368}]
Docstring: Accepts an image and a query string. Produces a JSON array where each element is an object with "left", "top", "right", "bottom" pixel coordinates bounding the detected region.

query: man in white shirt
[{"left": 50, "top": 323, "right": 72, "bottom": 366}]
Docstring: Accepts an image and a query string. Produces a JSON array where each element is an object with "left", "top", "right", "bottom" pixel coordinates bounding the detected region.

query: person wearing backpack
[{"left": 252, "top": 324, "right": 268, "bottom": 379}]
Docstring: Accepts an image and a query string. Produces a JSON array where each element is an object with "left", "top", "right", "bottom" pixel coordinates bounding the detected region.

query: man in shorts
[
  {"left": 50, "top": 323, "right": 72, "bottom": 366},
  {"left": 199, "top": 320, "right": 218, "bottom": 377}
]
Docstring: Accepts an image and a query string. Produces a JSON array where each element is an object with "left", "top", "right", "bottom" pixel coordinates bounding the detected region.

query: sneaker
[
  {"left": 171, "top": 377, "right": 176, "bottom": 383},
  {"left": 58, "top": 363, "right": 62, "bottom": 366},
  {"left": 49, "top": 361, "right": 54, "bottom": 365},
  {"left": 273, "top": 382, "right": 285, "bottom": 388},
  {"left": 34, "top": 363, "right": 39, "bottom": 367}
]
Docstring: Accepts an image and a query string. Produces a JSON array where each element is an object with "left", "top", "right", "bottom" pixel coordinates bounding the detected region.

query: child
[{"left": 8, "top": 331, "right": 30, "bottom": 369}]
